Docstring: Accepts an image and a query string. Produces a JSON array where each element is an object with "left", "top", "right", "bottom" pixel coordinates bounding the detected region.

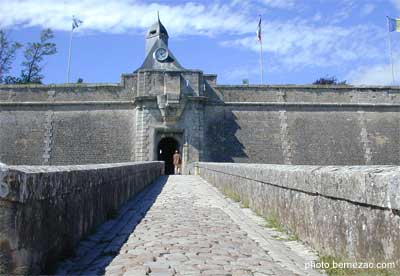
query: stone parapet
[
  {"left": 0, "top": 84, "right": 128, "bottom": 103},
  {"left": 197, "top": 162, "right": 400, "bottom": 270},
  {"left": 0, "top": 162, "right": 164, "bottom": 275},
  {"left": 210, "top": 85, "right": 400, "bottom": 104}
]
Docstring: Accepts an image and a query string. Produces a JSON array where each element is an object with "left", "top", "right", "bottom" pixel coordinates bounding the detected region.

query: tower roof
[
  {"left": 135, "top": 38, "right": 184, "bottom": 71},
  {"left": 136, "top": 13, "right": 184, "bottom": 72},
  {"left": 146, "top": 15, "right": 169, "bottom": 39}
]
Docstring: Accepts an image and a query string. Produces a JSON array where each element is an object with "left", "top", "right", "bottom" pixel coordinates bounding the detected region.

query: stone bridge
[
  {"left": 56, "top": 175, "right": 320, "bottom": 276},
  {"left": 0, "top": 162, "right": 398, "bottom": 275}
]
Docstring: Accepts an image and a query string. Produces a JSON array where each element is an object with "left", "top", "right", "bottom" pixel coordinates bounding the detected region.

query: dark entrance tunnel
[{"left": 157, "top": 137, "right": 180, "bottom": 175}]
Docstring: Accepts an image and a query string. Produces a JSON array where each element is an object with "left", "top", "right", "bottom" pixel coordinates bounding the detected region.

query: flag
[
  {"left": 257, "top": 16, "right": 262, "bottom": 42},
  {"left": 388, "top": 16, "right": 400, "bottom": 32},
  {"left": 72, "top": 16, "right": 83, "bottom": 30}
]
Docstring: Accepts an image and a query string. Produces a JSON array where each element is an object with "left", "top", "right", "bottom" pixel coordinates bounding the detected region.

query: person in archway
[{"left": 173, "top": 150, "right": 182, "bottom": 175}]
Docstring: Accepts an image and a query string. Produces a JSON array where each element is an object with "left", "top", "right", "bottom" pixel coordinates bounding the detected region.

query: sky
[{"left": 1, "top": 0, "right": 400, "bottom": 85}]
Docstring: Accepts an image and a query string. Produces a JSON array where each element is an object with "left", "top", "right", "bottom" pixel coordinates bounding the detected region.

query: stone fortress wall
[
  {"left": 1, "top": 15, "right": 399, "bottom": 167},
  {"left": 204, "top": 84, "right": 400, "bottom": 165},
  {"left": 0, "top": 81, "right": 399, "bottom": 166},
  {"left": 0, "top": 83, "right": 135, "bottom": 165}
]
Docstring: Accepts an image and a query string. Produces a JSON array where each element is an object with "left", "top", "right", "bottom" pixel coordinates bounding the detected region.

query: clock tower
[
  {"left": 137, "top": 15, "right": 184, "bottom": 71},
  {"left": 123, "top": 15, "right": 217, "bottom": 173},
  {"left": 145, "top": 13, "right": 169, "bottom": 56}
]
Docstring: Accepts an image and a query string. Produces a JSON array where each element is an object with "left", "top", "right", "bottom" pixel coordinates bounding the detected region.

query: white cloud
[
  {"left": 312, "top": 13, "right": 322, "bottom": 22},
  {"left": 391, "top": 0, "right": 400, "bottom": 11},
  {"left": 0, "top": 0, "right": 387, "bottom": 72},
  {"left": 346, "top": 64, "right": 398, "bottom": 85},
  {"left": 230, "top": 0, "right": 296, "bottom": 10},
  {"left": 360, "top": 4, "right": 375, "bottom": 16},
  {"left": 0, "top": 0, "right": 254, "bottom": 36},
  {"left": 221, "top": 66, "right": 260, "bottom": 82},
  {"left": 220, "top": 22, "right": 382, "bottom": 69},
  {"left": 258, "top": 0, "right": 296, "bottom": 9}
]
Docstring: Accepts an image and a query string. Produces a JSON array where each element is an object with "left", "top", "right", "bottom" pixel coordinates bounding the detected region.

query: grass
[
  {"left": 222, "top": 187, "right": 241, "bottom": 203},
  {"left": 262, "top": 213, "right": 302, "bottom": 242},
  {"left": 222, "top": 187, "right": 250, "bottom": 208},
  {"left": 316, "top": 256, "right": 397, "bottom": 276},
  {"left": 221, "top": 186, "right": 299, "bottom": 242},
  {"left": 255, "top": 209, "right": 263, "bottom": 217},
  {"left": 226, "top": 191, "right": 241, "bottom": 202},
  {"left": 264, "top": 213, "right": 285, "bottom": 233},
  {"left": 240, "top": 197, "right": 250, "bottom": 208},
  {"left": 271, "top": 234, "right": 287, "bottom": 241},
  {"left": 287, "top": 234, "right": 299, "bottom": 241}
]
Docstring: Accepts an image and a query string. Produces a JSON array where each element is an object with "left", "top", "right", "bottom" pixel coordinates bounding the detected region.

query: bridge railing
[
  {"left": 196, "top": 162, "right": 400, "bottom": 270},
  {"left": 0, "top": 161, "right": 164, "bottom": 275}
]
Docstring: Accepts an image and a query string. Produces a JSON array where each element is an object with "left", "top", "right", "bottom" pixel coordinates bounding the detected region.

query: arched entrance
[{"left": 157, "top": 137, "right": 180, "bottom": 175}]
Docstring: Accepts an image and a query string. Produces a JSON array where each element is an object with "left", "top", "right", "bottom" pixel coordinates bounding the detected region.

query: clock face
[{"left": 154, "top": 47, "right": 168, "bottom": 61}]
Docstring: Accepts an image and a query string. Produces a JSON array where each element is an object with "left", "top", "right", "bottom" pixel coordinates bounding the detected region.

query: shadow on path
[{"left": 55, "top": 176, "right": 169, "bottom": 276}]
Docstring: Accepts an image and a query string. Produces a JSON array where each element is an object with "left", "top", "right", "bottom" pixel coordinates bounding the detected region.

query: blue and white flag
[{"left": 72, "top": 16, "right": 83, "bottom": 30}]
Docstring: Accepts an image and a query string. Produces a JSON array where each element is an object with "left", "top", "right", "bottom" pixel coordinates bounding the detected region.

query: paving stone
[
  {"left": 149, "top": 272, "right": 175, "bottom": 276},
  {"left": 122, "top": 267, "right": 149, "bottom": 276},
  {"left": 232, "top": 269, "right": 253, "bottom": 276},
  {"left": 104, "top": 266, "right": 125, "bottom": 276},
  {"left": 55, "top": 176, "right": 323, "bottom": 276},
  {"left": 201, "top": 270, "right": 232, "bottom": 275},
  {"left": 146, "top": 262, "right": 171, "bottom": 272}
]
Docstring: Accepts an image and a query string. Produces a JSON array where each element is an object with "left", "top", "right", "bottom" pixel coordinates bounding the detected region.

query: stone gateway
[{"left": 0, "top": 18, "right": 399, "bottom": 172}]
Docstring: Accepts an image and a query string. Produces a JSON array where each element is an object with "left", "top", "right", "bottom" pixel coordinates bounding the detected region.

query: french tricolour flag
[{"left": 388, "top": 16, "right": 400, "bottom": 32}]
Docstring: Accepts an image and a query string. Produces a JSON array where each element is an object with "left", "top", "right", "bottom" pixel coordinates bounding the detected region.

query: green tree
[
  {"left": 19, "top": 28, "right": 57, "bottom": 84},
  {"left": 3, "top": 75, "right": 24, "bottom": 84},
  {"left": 313, "top": 76, "right": 347, "bottom": 85},
  {"left": 0, "top": 30, "right": 22, "bottom": 83}
]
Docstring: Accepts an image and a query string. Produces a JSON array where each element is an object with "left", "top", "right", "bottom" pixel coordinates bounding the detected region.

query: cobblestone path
[{"left": 56, "top": 176, "right": 323, "bottom": 276}]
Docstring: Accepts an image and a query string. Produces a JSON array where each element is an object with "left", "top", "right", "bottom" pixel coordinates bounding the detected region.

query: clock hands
[{"left": 154, "top": 47, "right": 169, "bottom": 62}]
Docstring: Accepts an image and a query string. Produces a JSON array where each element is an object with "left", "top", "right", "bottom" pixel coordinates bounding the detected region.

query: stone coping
[
  {"left": 0, "top": 100, "right": 135, "bottom": 106},
  {"left": 2, "top": 100, "right": 398, "bottom": 107},
  {"left": 214, "top": 84, "right": 400, "bottom": 90},
  {"left": 0, "top": 83, "right": 121, "bottom": 89},
  {"left": 196, "top": 162, "right": 400, "bottom": 211},
  {"left": 221, "top": 101, "right": 400, "bottom": 107},
  {"left": 1, "top": 161, "right": 158, "bottom": 173},
  {"left": 0, "top": 161, "right": 164, "bottom": 203},
  {"left": 1, "top": 83, "right": 399, "bottom": 90}
]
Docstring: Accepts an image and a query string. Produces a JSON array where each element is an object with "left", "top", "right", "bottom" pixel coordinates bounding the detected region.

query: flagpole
[
  {"left": 258, "top": 15, "right": 264, "bottom": 84},
  {"left": 67, "top": 28, "right": 73, "bottom": 83},
  {"left": 387, "top": 16, "right": 395, "bottom": 84},
  {"left": 259, "top": 40, "right": 264, "bottom": 84}
]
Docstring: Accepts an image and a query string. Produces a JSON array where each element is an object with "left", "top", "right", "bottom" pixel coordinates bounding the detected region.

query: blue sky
[{"left": 1, "top": 0, "right": 400, "bottom": 85}]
